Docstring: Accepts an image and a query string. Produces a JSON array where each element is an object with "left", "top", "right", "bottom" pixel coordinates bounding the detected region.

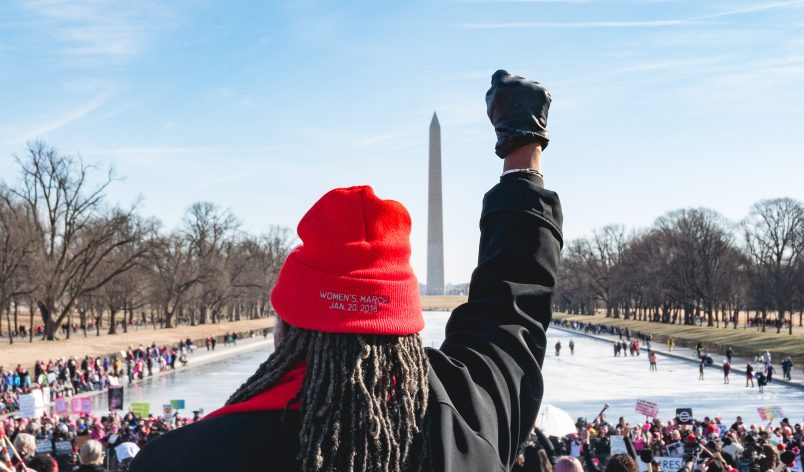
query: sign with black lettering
[{"left": 656, "top": 456, "right": 684, "bottom": 472}]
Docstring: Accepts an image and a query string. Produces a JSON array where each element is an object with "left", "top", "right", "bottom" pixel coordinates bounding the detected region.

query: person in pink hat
[{"left": 132, "top": 70, "right": 562, "bottom": 472}]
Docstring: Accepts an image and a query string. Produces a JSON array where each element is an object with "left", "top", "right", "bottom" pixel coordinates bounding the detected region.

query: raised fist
[{"left": 485, "top": 70, "right": 551, "bottom": 158}]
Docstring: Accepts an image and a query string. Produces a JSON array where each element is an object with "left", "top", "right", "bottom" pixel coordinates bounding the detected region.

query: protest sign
[
  {"left": 791, "top": 455, "right": 802, "bottom": 472},
  {"left": 635, "top": 400, "right": 659, "bottom": 418},
  {"left": 656, "top": 456, "right": 684, "bottom": 472},
  {"left": 41, "top": 387, "right": 51, "bottom": 405},
  {"left": 54, "top": 396, "right": 68, "bottom": 415},
  {"left": 131, "top": 402, "right": 150, "bottom": 418},
  {"left": 637, "top": 456, "right": 649, "bottom": 472},
  {"left": 569, "top": 439, "right": 582, "bottom": 457},
  {"left": 70, "top": 397, "right": 81, "bottom": 414},
  {"left": 35, "top": 438, "right": 53, "bottom": 454},
  {"left": 676, "top": 408, "right": 693, "bottom": 424},
  {"left": 18, "top": 393, "right": 36, "bottom": 418},
  {"left": 666, "top": 441, "right": 685, "bottom": 458},
  {"left": 610, "top": 435, "right": 627, "bottom": 455},
  {"left": 108, "top": 386, "right": 124, "bottom": 410},
  {"left": 163, "top": 404, "right": 174, "bottom": 420},
  {"left": 54, "top": 440, "right": 72, "bottom": 457},
  {"left": 71, "top": 397, "right": 92, "bottom": 414},
  {"left": 19, "top": 390, "right": 45, "bottom": 418},
  {"left": 170, "top": 399, "right": 186, "bottom": 410},
  {"left": 757, "top": 406, "right": 784, "bottom": 421}
]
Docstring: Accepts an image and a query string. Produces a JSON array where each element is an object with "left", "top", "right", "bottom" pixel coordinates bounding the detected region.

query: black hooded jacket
[{"left": 131, "top": 173, "right": 562, "bottom": 471}]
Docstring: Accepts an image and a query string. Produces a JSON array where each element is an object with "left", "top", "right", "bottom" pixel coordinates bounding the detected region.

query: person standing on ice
[{"left": 131, "top": 70, "right": 563, "bottom": 472}]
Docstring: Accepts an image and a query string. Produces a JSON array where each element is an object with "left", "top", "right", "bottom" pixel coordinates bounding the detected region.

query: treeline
[
  {"left": 555, "top": 200, "right": 804, "bottom": 335},
  {"left": 0, "top": 142, "right": 292, "bottom": 342}
]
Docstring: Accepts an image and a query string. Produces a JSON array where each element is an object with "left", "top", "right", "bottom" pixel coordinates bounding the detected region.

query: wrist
[{"left": 503, "top": 142, "right": 542, "bottom": 172}]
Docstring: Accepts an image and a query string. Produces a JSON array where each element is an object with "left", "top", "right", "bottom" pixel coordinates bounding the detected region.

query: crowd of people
[
  {"left": 552, "top": 319, "right": 798, "bottom": 387},
  {"left": 6, "top": 319, "right": 156, "bottom": 341},
  {"left": 513, "top": 412, "right": 803, "bottom": 472},
  {"left": 0, "top": 331, "right": 259, "bottom": 417},
  {"left": 1, "top": 407, "right": 201, "bottom": 471}
]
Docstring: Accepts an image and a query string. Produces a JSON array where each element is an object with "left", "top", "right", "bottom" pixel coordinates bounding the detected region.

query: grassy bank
[
  {"left": 554, "top": 312, "right": 804, "bottom": 367},
  {"left": 421, "top": 295, "right": 467, "bottom": 311},
  {"left": 2, "top": 318, "right": 275, "bottom": 368}
]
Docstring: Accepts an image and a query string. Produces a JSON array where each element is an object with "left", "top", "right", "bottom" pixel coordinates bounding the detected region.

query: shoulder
[{"left": 130, "top": 411, "right": 300, "bottom": 472}]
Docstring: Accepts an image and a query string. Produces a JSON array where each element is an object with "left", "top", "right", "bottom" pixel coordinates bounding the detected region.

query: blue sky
[{"left": 1, "top": 0, "right": 803, "bottom": 284}]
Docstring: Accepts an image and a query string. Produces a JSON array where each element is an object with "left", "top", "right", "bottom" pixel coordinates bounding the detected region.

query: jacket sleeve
[{"left": 427, "top": 173, "right": 563, "bottom": 468}]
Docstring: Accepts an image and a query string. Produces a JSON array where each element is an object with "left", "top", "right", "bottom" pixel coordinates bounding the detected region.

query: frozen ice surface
[
  {"left": 90, "top": 312, "right": 804, "bottom": 425},
  {"left": 542, "top": 327, "right": 804, "bottom": 425}
]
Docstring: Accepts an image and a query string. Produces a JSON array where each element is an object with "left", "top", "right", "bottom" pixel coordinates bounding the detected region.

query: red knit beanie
[{"left": 270, "top": 186, "right": 423, "bottom": 335}]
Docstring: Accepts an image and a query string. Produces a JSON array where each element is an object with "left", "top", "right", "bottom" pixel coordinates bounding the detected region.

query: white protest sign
[
  {"left": 570, "top": 440, "right": 582, "bottom": 457},
  {"left": 610, "top": 435, "right": 628, "bottom": 455},
  {"left": 635, "top": 399, "right": 660, "bottom": 418},
  {"left": 637, "top": 457, "right": 649, "bottom": 472},
  {"left": 666, "top": 441, "right": 685, "bottom": 458},
  {"left": 656, "top": 456, "right": 684, "bottom": 472},
  {"left": 791, "top": 456, "right": 802, "bottom": 472},
  {"left": 19, "top": 390, "right": 45, "bottom": 418}
]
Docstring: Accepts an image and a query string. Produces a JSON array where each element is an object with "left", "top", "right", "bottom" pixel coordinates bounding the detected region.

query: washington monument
[{"left": 427, "top": 112, "right": 445, "bottom": 295}]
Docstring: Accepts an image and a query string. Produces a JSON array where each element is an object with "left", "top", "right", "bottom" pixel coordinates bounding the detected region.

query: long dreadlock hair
[{"left": 226, "top": 322, "right": 431, "bottom": 472}]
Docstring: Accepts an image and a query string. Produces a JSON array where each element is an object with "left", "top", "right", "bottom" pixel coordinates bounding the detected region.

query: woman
[
  {"left": 555, "top": 457, "right": 584, "bottom": 472},
  {"left": 75, "top": 439, "right": 106, "bottom": 472}
]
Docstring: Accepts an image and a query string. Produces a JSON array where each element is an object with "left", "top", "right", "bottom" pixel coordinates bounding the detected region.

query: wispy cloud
[
  {"left": 460, "top": 19, "right": 693, "bottom": 28},
  {"left": 458, "top": 0, "right": 804, "bottom": 29},
  {"left": 7, "top": 93, "right": 109, "bottom": 145},
  {"left": 350, "top": 133, "right": 411, "bottom": 150},
  {"left": 454, "top": 0, "right": 596, "bottom": 3},
  {"left": 19, "top": 0, "right": 176, "bottom": 64}
]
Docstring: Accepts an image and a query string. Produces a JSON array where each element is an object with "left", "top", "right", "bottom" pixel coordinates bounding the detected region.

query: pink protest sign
[
  {"left": 54, "top": 397, "right": 68, "bottom": 415},
  {"left": 71, "top": 397, "right": 92, "bottom": 414},
  {"left": 635, "top": 400, "right": 660, "bottom": 418}
]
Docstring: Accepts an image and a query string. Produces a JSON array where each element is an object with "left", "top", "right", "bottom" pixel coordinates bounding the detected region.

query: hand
[{"left": 486, "top": 70, "right": 552, "bottom": 159}]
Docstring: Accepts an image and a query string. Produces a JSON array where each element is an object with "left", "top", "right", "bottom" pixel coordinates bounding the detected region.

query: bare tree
[
  {"left": 183, "top": 202, "right": 239, "bottom": 324},
  {"left": 149, "top": 234, "right": 201, "bottom": 328},
  {"left": 9, "top": 142, "right": 148, "bottom": 339},
  {"left": 0, "top": 187, "right": 36, "bottom": 343},
  {"left": 575, "top": 225, "right": 628, "bottom": 317},
  {"left": 743, "top": 198, "right": 804, "bottom": 334}
]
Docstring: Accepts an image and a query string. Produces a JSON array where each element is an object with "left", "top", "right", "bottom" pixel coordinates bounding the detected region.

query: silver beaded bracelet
[{"left": 500, "top": 168, "right": 543, "bottom": 178}]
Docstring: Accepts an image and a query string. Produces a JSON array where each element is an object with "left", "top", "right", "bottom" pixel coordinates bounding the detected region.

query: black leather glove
[{"left": 485, "top": 69, "right": 551, "bottom": 158}]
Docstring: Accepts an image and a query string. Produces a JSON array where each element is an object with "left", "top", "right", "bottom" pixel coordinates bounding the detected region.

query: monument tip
[{"left": 430, "top": 112, "right": 439, "bottom": 127}]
